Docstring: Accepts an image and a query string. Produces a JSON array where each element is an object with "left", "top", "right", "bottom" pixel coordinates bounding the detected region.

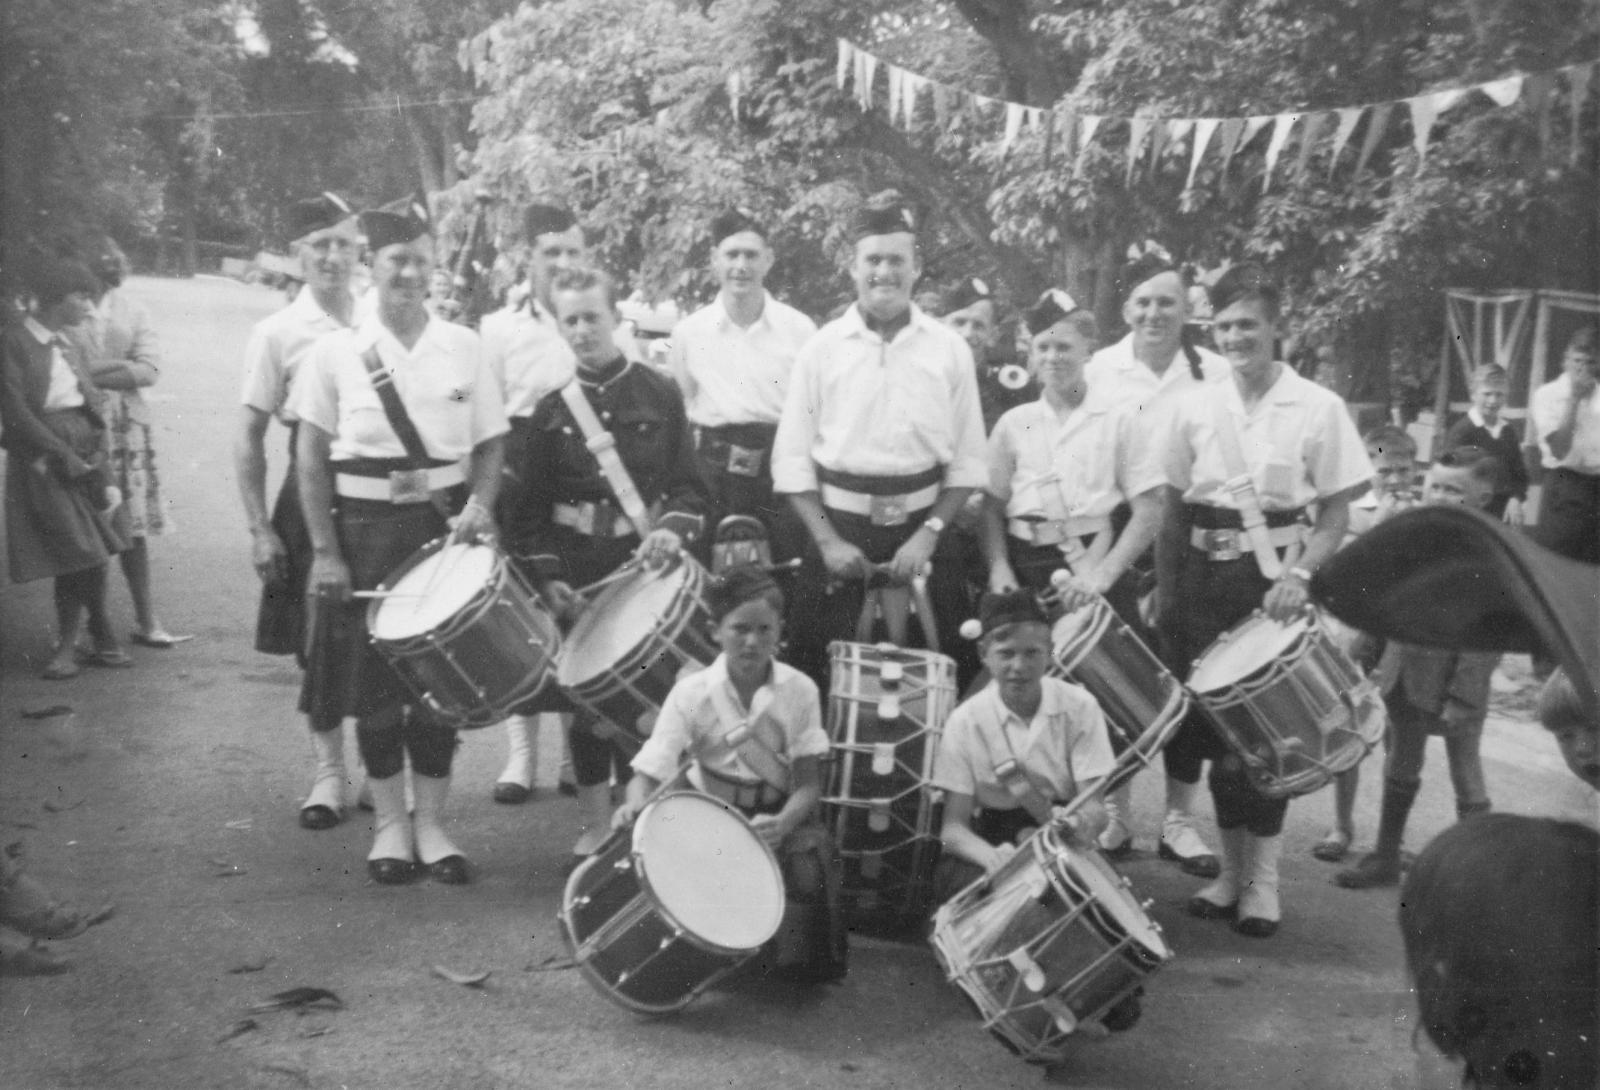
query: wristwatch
[{"left": 921, "top": 516, "right": 947, "bottom": 537}]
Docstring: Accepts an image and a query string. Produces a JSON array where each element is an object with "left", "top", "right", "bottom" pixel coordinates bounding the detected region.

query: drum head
[
  {"left": 371, "top": 543, "right": 497, "bottom": 640},
  {"left": 1058, "top": 843, "right": 1170, "bottom": 962},
  {"left": 635, "top": 793, "right": 784, "bottom": 951},
  {"left": 1188, "top": 613, "right": 1308, "bottom": 694},
  {"left": 558, "top": 565, "right": 691, "bottom": 688}
]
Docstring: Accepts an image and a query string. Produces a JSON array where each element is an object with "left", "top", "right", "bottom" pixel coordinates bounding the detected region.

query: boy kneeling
[{"left": 612, "top": 564, "right": 847, "bottom": 983}]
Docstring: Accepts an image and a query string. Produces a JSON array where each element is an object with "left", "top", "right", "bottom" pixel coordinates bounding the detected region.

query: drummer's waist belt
[
  {"left": 695, "top": 423, "right": 777, "bottom": 479},
  {"left": 552, "top": 499, "right": 651, "bottom": 538},
  {"left": 333, "top": 458, "right": 464, "bottom": 504},
  {"left": 1008, "top": 514, "right": 1111, "bottom": 547},
  {"left": 1187, "top": 504, "right": 1307, "bottom": 561},
  {"left": 816, "top": 464, "right": 944, "bottom": 526},
  {"left": 698, "top": 764, "right": 787, "bottom": 811}
]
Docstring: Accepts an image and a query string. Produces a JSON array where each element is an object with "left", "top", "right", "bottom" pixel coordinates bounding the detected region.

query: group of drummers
[{"left": 237, "top": 188, "right": 1383, "bottom": 1042}]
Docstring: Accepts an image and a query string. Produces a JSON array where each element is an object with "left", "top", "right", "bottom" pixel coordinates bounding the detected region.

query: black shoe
[
  {"left": 425, "top": 855, "right": 471, "bottom": 885},
  {"left": 299, "top": 804, "right": 341, "bottom": 831},
  {"left": 557, "top": 780, "right": 578, "bottom": 798},
  {"left": 367, "top": 857, "right": 418, "bottom": 885},
  {"left": 1234, "top": 915, "right": 1279, "bottom": 938},
  {"left": 492, "top": 782, "right": 532, "bottom": 805},
  {"left": 1186, "top": 895, "right": 1237, "bottom": 921}
]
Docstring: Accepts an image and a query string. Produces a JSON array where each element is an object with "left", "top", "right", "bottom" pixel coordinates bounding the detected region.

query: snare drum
[
  {"left": 930, "top": 826, "right": 1171, "bottom": 1064},
  {"left": 823, "top": 642, "right": 956, "bottom": 923},
  {"left": 556, "top": 556, "right": 717, "bottom": 736},
  {"left": 561, "top": 791, "right": 785, "bottom": 1014},
  {"left": 368, "top": 539, "right": 560, "bottom": 729},
  {"left": 1188, "top": 610, "right": 1385, "bottom": 798},
  {"left": 1050, "top": 597, "right": 1189, "bottom": 789}
]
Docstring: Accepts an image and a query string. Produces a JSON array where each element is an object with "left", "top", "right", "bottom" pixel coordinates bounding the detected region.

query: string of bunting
[{"left": 835, "top": 38, "right": 1597, "bottom": 190}]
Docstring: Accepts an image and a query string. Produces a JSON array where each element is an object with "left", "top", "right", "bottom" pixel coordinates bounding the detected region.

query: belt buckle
[
  {"left": 1203, "top": 528, "right": 1244, "bottom": 561},
  {"left": 388, "top": 468, "right": 432, "bottom": 504},
  {"left": 1032, "top": 519, "right": 1068, "bottom": 547},
  {"left": 869, "top": 493, "right": 909, "bottom": 527},
  {"left": 726, "top": 443, "right": 763, "bottom": 478}
]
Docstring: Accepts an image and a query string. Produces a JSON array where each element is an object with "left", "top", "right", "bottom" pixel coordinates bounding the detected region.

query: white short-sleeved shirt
[
  {"left": 1086, "top": 334, "right": 1230, "bottom": 460},
  {"left": 25, "top": 319, "right": 85, "bottom": 410},
  {"left": 1165, "top": 365, "right": 1372, "bottom": 510},
  {"left": 1530, "top": 373, "right": 1600, "bottom": 472},
  {"left": 986, "top": 387, "right": 1166, "bottom": 521},
  {"left": 771, "top": 304, "right": 988, "bottom": 492},
  {"left": 287, "top": 312, "right": 508, "bottom": 461},
  {"left": 667, "top": 293, "right": 817, "bottom": 428},
  {"left": 240, "top": 288, "right": 358, "bottom": 422},
  {"left": 631, "top": 655, "right": 829, "bottom": 791},
  {"left": 480, "top": 299, "right": 577, "bottom": 420},
  {"left": 932, "top": 678, "right": 1115, "bottom": 811}
]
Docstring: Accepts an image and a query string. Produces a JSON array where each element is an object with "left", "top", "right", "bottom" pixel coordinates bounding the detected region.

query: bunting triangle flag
[
  {"left": 1078, "top": 114, "right": 1103, "bottom": 154},
  {"left": 1354, "top": 101, "right": 1395, "bottom": 179},
  {"left": 1570, "top": 64, "right": 1593, "bottom": 164},
  {"left": 1003, "top": 102, "right": 1025, "bottom": 153},
  {"left": 858, "top": 52, "right": 878, "bottom": 110},
  {"left": 1215, "top": 117, "right": 1247, "bottom": 172},
  {"left": 1407, "top": 89, "right": 1460, "bottom": 168},
  {"left": 1027, "top": 106, "right": 1045, "bottom": 132},
  {"left": 1293, "top": 111, "right": 1330, "bottom": 177},
  {"left": 1326, "top": 106, "right": 1364, "bottom": 178},
  {"left": 1186, "top": 118, "right": 1220, "bottom": 191},
  {"left": 836, "top": 39, "right": 852, "bottom": 92},
  {"left": 1261, "top": 113, "right": 1300, "bottom": 191},
  {"left": 1127, "top": 115, "right": 1154, "bottom": 182},
  {"left": 905, "top": 74, "right": 928, "bottom": 128},
  {"left": 1479, "top": 75, "right": 1524, "bottom": 107},
  {"left": 886, "top": 65, "right": 902, "bottom": 127}
]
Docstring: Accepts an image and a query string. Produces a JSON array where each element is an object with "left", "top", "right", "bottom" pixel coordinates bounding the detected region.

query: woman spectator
[
  {"left": 72, "top": 235, "right": 188, "bottom": 646},
  {"left": 0, "top": 258, "right": 129, "bottom": 678}
]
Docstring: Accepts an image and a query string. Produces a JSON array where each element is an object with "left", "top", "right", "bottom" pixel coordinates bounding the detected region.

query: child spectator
[
  {"left": 612, "top": 564, "right": 846, "bottom": 983},
  {"left": 1312, "top": 424, "right": 1418, "bottom": 863},
  {"left": 1336, "top": 447, "right": 1504, "bottom": 889},
  {"left": 1442, "top": 364, "right": 1527, "bottom": 524}
]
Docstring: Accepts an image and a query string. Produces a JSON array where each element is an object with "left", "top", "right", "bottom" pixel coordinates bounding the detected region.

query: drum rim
[
  {"left": 1040, "top": 831, "right": 1172, "bottom": 963},
  {"left": 1050, "top": 598, "right": 1115, "bottom": 673},
  {"left": 368, "top": 538, "right": 502, "bottom": 642},
  {"left": 557, "top": 560, "right": 705, "bottom": 689},
  {"left": 632, "top": 790, "right": 785, "bottom": 953}
]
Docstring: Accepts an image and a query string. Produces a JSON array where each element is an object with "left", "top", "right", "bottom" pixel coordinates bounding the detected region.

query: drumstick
[{"left": 351, "top": 589, "right": 424, "bottom": 599}]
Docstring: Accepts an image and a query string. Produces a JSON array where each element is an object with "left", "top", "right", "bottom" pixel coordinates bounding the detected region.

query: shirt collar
[
  {"left": 705, "top": 653, "right": 787, "bottom": 714},
  {"left": 1227, "top": 362, "right": 1301, "bottom": 413},
  {"left": 715, "top": 291, "right": 774, "bottom": 332},
  {"left": 841, "top": 302, "right": 936, "bottom": 345},
  {"left": 354, "top": 310, "right": 437, "bottom": 356},
  {"left": 982, "top": 677, "right": 1067, "bottom": 731},
  {"left": 1466, "top": 406, "right": 1506, "bottom": 435}
]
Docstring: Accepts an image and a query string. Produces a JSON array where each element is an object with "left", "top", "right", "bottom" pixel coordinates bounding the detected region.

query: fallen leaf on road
[
  {"left": 42, "top": 797, "right": 84, "bottom": 813},
  {"left": 209, "top": 859, "right": 247, "bottom": 877},
  {"left": 216, "top": 1018, "right": 259, "bottom": 1043},
  {"left": 224, "top": 819, "right": 253, "bottom": 830},
  {"left": 227, "top": 957, "right": 270, "bottom": 974},
  {"left": 296, "top": 1025, "right": 333, "bottom": 1039},
  {"left": 20, "top": 705, "right": 73, "bottom": 720},
  {"left": 247, "top": 987, "right": 343, "bottom": 1014},
  {"left": 430, "top": 963, "right": 491, "bottom": 987}
]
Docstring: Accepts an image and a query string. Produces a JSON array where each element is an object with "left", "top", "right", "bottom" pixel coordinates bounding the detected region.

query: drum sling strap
[
  {"left": 360, "top": 347, "right": 457, "bottom": 521},
  {"left": 1030, "top": 424, "right": 1113, "bottom": 574},
  {"left": 1208, "top": 396, "right": 1298, "bottom": 581},
  {"left": 974, "top": 702, "right": 1069, "bottom": 830},
  {"left": 559, "top": 379, "right": 654, "bottom": 536},
  {"left": 706, "top": 683, "right": 791, "bottom": 800}
]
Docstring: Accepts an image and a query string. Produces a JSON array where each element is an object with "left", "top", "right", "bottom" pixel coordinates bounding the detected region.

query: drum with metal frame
[
  {"left": 1187, "top": 609, "right": 1385, "bottom": 798},
  {"left": 1049, "top": 596, "right": 1188, "bottom": 789},
  {"left": 929, "top": 825, "right": 1171, "bottom": 1064},
  {"left": 822, "top": 641, "right": 956, "bottom": 924},
  {"left": 368, "top": 538, "right": 560, "bottom": 729},
  {"left": 556, "top": 556, "right": 717, "bottom": 738},
  {"left": 560, "top": 791, "right": 785, "bottom": 1014}
]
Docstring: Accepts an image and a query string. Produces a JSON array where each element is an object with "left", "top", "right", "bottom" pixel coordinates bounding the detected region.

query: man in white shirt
[
  {"left": 668, "top": 209, "right": 815, "bottom": 554},
  {"left": 478, "top": 202, "right": 592, "bottom": 805},
  {"left": 772, "top": 201, "right": 988, "bottom": 687},
  {"left": 233, "top": 193, "right": 361, "bottom": 831},
  {"left": 1530, "top": 326, "right": 1600, "bottom": 566},
  {"left": 1083, "top": 246, "right": 1230, "bottom": 876},
  {"left": 291, "top": 200, "right": 506, "bottom": 885}
]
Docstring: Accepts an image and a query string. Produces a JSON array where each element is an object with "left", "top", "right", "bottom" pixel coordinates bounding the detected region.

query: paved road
[{"left": 1, "top": 276, "right": 1594, "bottom": 1090}]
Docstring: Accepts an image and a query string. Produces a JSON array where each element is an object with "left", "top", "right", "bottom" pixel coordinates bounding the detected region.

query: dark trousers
[
  {"left": 1533, "top": 467, "right": 1600, "bottom": 565},
  {"left": 785, "top": 508, "right": 964, "bottom": 694},
  {"left": 1162, "top": 550, "right": 1290, "bottom": 837}
]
